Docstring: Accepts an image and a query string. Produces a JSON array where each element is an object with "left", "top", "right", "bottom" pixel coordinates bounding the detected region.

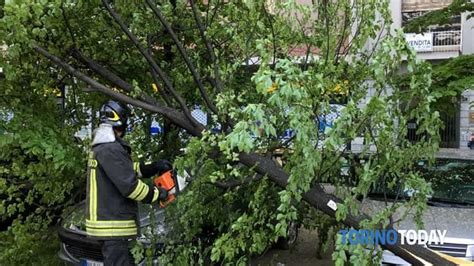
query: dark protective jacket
[{"left": 85, "top": 124, "right": 160, "bottom": 239}]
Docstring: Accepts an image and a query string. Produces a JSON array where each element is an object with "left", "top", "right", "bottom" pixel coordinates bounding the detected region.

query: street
[{"left": 252, "top": 229, "right": 333, "bottom": 266}]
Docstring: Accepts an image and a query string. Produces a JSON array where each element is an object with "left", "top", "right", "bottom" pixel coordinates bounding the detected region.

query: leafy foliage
[
  {"left": 431, "top": 55, "right": 474, "bottom": 94},
  {"left": 403, "top": 0, "right": 474, "bottom": 33},
  {"left": 0, "top": 0, "right": 455, "bottom": 265},
  {"left": 0, "top": 91, "right": 86, "bottom": 264},
  {"left": 0, "top": 2, "right": 88, "bottom": 264},
  {"left": 430, "top": 55, "right": 474, "bottom": 112}
]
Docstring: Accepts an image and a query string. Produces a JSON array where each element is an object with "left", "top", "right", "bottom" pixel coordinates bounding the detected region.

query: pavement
[
  {"left": 250, "top": 229, "right": 333, "bottom": 266},
  {"left": 437, "top": 148, "right": 474, "bottom": 160},
  {"left": 349, "top": 147, "right": 474, "bottom": 160}
]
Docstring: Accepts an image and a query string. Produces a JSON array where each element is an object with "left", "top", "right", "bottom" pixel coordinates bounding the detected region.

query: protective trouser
[{"left": 102, "top": 240, "right": 134, "bottom": 266}]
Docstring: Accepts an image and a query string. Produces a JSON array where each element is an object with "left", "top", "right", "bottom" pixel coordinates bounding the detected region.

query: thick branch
[
  {"left": 338, "top": 0, "right": 364, "bottom": 61},
  {"left": 71, "top": 49, "right": 133, "bottom": 92},
  {"left": 101, "top": 0, "right": 199, "bottom": 127},
  {"left": 60, "top": 1, "right": 77, "bottom": 47},
  {"left": 145, "top": 0, "right": 219, "bottom": 114},
  {"left": 150, "top": 68, "right": 173, "bottom": 106},
  {"left": 34, "top": 45, "right": 203, "bottom": 136},
  {"left": 146, "top": 35, "right": 173, "bottom": 106},
  {"left": 323, "top": 0, "right": 331, "bottom": 64},
  {"left": 189, "top": 0, "right": 224, "bottom": 92},
  {"left": 333, "top": 1, "right": 351, "bottom": 65},
  {"left": 71, "top": 49, "right": 161, "bottom": 106}
]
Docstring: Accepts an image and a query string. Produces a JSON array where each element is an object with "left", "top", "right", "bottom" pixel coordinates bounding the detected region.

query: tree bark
[
  {"left": 145, "top": 0, "right": 219, "bottom": 114},
  {"left": 34, "top": 45, "right": 204, "bottom": 137},
  {"left": 101, "top": 0, "right": 199, "bottom": 127}
]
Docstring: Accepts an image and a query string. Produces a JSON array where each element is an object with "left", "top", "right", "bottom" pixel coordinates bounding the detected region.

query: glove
[
  {"left": 140, "top": 160, "right": 173, "bottom": 178},
  {"left": 156, "top": 186, "right": 169, "bottom": 201}
]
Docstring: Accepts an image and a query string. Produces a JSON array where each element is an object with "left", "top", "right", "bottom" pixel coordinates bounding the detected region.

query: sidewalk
[{"left": 437, "top": 148, "right": 474, "bottom": 160}]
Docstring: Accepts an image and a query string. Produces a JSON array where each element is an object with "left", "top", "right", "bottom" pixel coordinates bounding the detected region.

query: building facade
[{"left": 392, "top": 0, "right": 474, "bottom": 150}]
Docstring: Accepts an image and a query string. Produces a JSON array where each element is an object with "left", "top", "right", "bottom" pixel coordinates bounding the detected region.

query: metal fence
[
  {"left": 407, "top": 112, "right": 459, "bottom": 148},
  {"left": 439, "top": 111, "right": 459, "bottom": 148},
  {"left": 431, "top": 30, "right": 461, "bottom": 52}
]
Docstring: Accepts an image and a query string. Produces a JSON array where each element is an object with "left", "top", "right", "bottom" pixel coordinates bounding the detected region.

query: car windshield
[{"left": 369, "top": 158, "right": 474, "bottom": 206}]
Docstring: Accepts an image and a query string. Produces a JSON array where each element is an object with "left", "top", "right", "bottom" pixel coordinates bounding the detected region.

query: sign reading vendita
[
  {"left": 339, "top": 229, "right": 447, "bottom": 245},
  {"left": 405, "top": 33, "right": 433, "bottom": 52}
]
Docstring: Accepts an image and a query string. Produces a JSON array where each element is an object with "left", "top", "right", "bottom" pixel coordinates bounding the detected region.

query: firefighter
[{"left": 86, "top": 100, "right": 172, "bottom": 265}]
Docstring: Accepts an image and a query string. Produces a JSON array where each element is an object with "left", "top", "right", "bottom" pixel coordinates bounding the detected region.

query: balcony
[
  {"left": 405, "top": 30, "right": 461, "bottom": 59},
  {"left": 431, "top": 30, "right": 461, "bottom": 52}
]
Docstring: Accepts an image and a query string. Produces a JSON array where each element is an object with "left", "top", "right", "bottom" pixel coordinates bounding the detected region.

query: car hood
[{"left": 361, "top": 198, "right": 474, "bottom": 244}]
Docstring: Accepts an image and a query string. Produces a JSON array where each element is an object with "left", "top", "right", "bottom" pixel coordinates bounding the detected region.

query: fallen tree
[{"left": 2, "top": 0, "right": 454, "bottom": 264}]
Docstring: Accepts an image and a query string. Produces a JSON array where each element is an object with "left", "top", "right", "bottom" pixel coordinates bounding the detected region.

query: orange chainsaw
[{"left": 153, "top": 170, "right": 178, "bottom": 208}]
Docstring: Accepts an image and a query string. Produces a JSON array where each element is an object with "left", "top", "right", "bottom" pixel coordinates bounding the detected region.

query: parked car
[
  {"left": 362, "top": 158, "right": 474, "bottom": 264},
  {"left": 58, "top": 168, "right": 299, "bottom": 265}
]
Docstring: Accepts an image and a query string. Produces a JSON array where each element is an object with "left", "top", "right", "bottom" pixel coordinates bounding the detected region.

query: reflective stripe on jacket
[{"left": 85, "top": 125, "right": 160, "bottom": 239}]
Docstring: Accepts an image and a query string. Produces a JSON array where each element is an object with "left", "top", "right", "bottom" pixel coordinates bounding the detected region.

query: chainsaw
[{"left": 153, "top": 169, "right": 179, "bottom": 208}]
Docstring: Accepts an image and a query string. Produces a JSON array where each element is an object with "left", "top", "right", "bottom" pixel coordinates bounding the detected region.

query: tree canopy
[
  {"left": 403, "top": 0, "right": 474, "bottom": 33},
  {"left": 0, "top": 0, "right": 460, "bottom": 265}
]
